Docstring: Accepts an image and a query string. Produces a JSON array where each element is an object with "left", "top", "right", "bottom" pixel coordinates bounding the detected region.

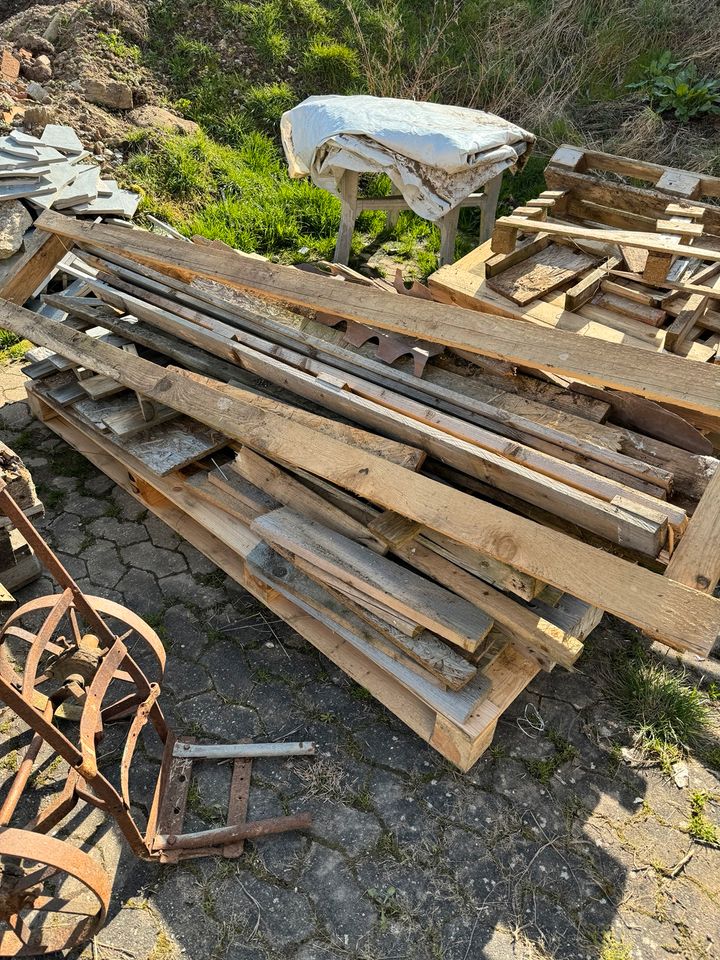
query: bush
[{"left": 244, "top": 81, "right": 296, "bottom": 136}]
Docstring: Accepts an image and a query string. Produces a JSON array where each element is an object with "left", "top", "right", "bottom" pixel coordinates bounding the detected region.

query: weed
[
  {"left": 50, "top": 448, "right": 95, "bottom": 480},
  {"left": 30, "top": 754, "right": 64, "bottom": 788},
  {"left": 687, "top": 791, "right": 720, "bottom": 848},
  {"left": 104, "top": 501, "right": 122, "bottom": 518},
  {"left": 148, "top": 930, "right": 177, "bottom": 960},
  {"left": 605, "top": 642, "right": 711, "bottom": 772},
  {"left": 590, "top": 930, "right": 633, "bottom": 960},
  {"left": 10, "top": 430, "right": 34, "bottom": 454},
  {"left": 525, "top": 729, "right": 578, "bottom": 785},
  {"left": 38, "top": 487, "right": 65, "bottom": 510},
  {"left": 0, "top": 750, "right": 18, "bottom": 772},
  {"left": 300, "top": 40, "right": 360, "bottom": 94},
  {"left": 352, "top": 787, "right": 374, "bottom": 812},
  {"left": 349, "top": 684, "right": 371, "bottom": 701},
  {"left": 186, "top": 779, "right": 224, "bottom": 824},
  {"left": 627, "top": 52, "right": 720, "bottom": 122},
  {"left": 0, "top": 334, "right": 31, "bottom": 364},
  {"left": 98, "top": 28, "right": 142, "bottom": 62},
  {"left": 365, "top": 885, "right": 401, "bottom": 930},
  {"left": 244, "top": 81, "right": 295, "bottom": 137},
  {"left": 376, "top": 830, "right": 403, "bottom": 860}
]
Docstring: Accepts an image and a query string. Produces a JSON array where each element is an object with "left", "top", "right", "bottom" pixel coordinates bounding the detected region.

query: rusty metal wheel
[
  {"left": 0, "top": 827, "right": 110, "bottom": 956},
  {"left": 0, "top": 594, "right": 166, "bottom": 714}
]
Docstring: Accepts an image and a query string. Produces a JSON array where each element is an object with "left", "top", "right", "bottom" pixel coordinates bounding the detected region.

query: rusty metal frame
[{"left": 0, "top": 481, "right": 313, "bottom": 955}]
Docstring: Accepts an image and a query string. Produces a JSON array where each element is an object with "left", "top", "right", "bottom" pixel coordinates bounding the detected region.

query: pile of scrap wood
[
  {"left": 1, "top": 207, "right": 719, "bottom": 771},
  {"left": 430, "top": 146, "right": 720, "bottom": 443}
]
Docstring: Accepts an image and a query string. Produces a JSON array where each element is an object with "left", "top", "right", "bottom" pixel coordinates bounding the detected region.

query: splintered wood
[{"left": 3, "top": 198, "right": 720, "bottom": 770}]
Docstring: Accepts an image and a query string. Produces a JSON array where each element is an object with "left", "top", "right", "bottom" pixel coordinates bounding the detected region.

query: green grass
[
  {"left": 98, "top": 27, "right": 142, "bottom": 62},
  {"left": 606, "top": 642, "right": 714, "bottom": 772},
  {"left": 524, "top": 728, "right": 579, "bottom": 785},
  {"left": 132, "top": 0, "right": 720, "bottom": 275},
  {"left": 687, "top": 791, "right": 720, "bottom": 848},
  {"left": 0, "top": 329, "right": 30, "bottom": 364}
]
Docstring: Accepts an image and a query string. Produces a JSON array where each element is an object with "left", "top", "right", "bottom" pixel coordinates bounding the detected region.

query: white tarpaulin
[{"left": 280, "top": 95, "right": 535, "bottom": 221}]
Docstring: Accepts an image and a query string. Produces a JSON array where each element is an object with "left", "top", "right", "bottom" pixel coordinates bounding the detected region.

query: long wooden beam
[
  {"left": 34, "top": 211, "right": 720, "bottom": 417},
  {"left": 3, "top": 299, "right": 719, "bottom": 656}
]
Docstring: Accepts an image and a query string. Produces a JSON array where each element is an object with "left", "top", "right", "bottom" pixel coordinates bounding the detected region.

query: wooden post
[
  {"left": 333, "top": 169, "right": 360, "bottom": 265},
  {"left": 438, "top": 206, "right": 460, "bottom": 266},
  {"left": 479, "top": 172, "right": 503, "bottom": 243}
]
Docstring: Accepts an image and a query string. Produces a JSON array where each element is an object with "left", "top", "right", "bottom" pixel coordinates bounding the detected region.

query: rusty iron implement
[{"left": 0, "top": 481, "right": 314, "bottom": 955}]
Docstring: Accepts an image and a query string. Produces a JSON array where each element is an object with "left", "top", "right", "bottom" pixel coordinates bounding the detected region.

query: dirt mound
[{"left": 0, "top": 0, "right": 189, "bottom": 160}]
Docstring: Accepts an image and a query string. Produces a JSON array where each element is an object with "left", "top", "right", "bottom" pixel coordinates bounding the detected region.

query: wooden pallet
[{"left": 26, "top": 386, "right": 602, "bottom": 772}]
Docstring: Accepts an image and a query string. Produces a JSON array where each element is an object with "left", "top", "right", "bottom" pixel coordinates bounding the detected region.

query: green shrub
[
  {"left": 627, "top": 52, "right": 720, "bottom": 121},
  {"left": 244, "top": 81, "right": 296, "bottom": 136},
  {"left": 301, "top": 39, "right": 360, "bottom": 93}
]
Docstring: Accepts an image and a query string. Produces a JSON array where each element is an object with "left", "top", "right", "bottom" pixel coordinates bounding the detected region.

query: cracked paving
[{"left": 0, "top": 363, "right": 719, "bottom": 960}]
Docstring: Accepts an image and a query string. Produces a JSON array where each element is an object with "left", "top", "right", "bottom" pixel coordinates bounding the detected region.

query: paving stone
[
  {"left": 121, "top": 539, "right": 187, "bottom": 575},
  {"left": 178, "top": 538, "right": 219, "bottom": 575},
  {"left": 163, "top": 656, "right": 213, "bottom": 700},
  {"left": 303, "top": 800, "right": 383, "bottom": 859},
  {"left": 158, "top": 570, "right": 226, "bottom": 608},
  {"left": 144, "top": 512, "right": 183, "bottom": 550},
  {"left": 62, "top": 493, "right": 110, "bottom": 519},
  {"left": 82, "top": 538, "right": 122, "bottom": 589},
  {"left": 45, "top": 510, "right": 85, "bottom": 552},
  {"left": 162, "top": 603, "right": 208, "bottom": 658},
  {"left": 84, "top": 472, "right": 115, "bottom": 496},
  {"left": 88, "top": 515, "right": 147, "bottom": 545},
  {"left": 176, "top": 691, "right": 257, "bottom": 741},
  {"left": 299, "top": 845, "right": 377, "bottom": 943},
  {"left": 82, "top": 903, "right": 162, "bottom": 960},
  {"left": 115, "top": 566, "right": 164, "bottom": 617},
  {"left": 250, "top": 829, "right": 310, "bottom": 883},
  {"left": 215, "top": 874, "right": 317, "bottom": 947},
  {"left": 203, "top": 640, "right": 256, "bottom": 704},
  {"left": 152, "top": 870, "right": 222, "bottom": 956}
]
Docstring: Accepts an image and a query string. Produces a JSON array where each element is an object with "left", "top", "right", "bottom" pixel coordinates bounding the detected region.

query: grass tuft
[
  {"left": 606, "top": 642, "right": 711, "bottom": 771},
  {"left": 687, "top": 791, "right": 720, "bottom": 848}
]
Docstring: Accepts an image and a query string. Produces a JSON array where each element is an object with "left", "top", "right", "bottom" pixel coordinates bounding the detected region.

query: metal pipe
[
  {"left": 171, "top": 741, "right": 316, "bottom": 760},
  {"left": 154, "top": 812, "right": 313, "bottom": 851}
]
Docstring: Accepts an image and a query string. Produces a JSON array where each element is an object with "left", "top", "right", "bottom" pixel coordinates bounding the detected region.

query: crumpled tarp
[{"left": 280, "top": 95, "right": 535, "bottom": 221}]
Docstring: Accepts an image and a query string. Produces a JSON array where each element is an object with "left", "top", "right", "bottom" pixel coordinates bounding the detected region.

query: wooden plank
[
  {"left": 0, "top": 228, "right": 66, "bottom": 305},
  {"left": 8, "top": 306, "right": 720, "bottom": 656},
  {"left": 485, "top": 246, "right": 595, "bottom": 305},
  {"left": 233, "top": 447, "right": 385, "bottom": 552},
  {"left": 665, "top": 272, "right": 720, "bottom": 352},
  {"left": 34, "top": 210, "right": 720, "bottom": 417},
  {"left": 495, "top": 214, "right": 720, "bottom": 263},
  {"left": 247, "top": 543, "right": 491, "bottom": 725},
  {"left": 564, "top": 257, "right": 621, "bottom": 311},
  {"left": 593, "top": 292, "right": 666, "bottom": 328},
  {"left": 664, "top": 468, "right": 720, "bottom": 593},
  {"left": 253, "top": 508, "right": 494, "bottom": 652},
  {"left": 25, "top": 392, "right": 508, "bottom": 769}
]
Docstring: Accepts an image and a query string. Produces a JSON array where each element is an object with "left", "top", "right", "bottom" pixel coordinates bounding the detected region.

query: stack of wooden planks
[
  {"left": 1, "top": 208, "right": 719, "bottom": 770},
  {"left": 430, "top": 146, "right": 720, "bottom": 445}
]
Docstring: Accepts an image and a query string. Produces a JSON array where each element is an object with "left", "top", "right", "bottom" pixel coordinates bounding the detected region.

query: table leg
[
  {"left": 480, "top": 173, "right": 503, "bottom": 243},
  {"left": 438, "top": 206, "right": 460, "bottom": 266},
  {"left": 333, "top": 170, "right": 360, "bottom": 265}
]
